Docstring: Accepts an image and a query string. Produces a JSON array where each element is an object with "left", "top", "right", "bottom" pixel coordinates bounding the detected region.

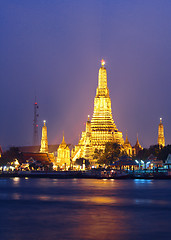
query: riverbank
[{"left": 1, "top": 170, "right": 171, "bottom": 179}]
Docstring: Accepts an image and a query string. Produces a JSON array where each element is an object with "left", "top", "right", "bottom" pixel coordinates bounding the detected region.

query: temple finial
[
  {"left": 61, "top": 131, "right": 66, "bottom": 145},
  {"left": 125, "top": 130, "right": 129, "bottom": 144},
  {"left": 101, "top": 59, "right": 105, "bottom": 66},
  {"left": 136, "top": 133, "right": 140, "bottom": 144}
]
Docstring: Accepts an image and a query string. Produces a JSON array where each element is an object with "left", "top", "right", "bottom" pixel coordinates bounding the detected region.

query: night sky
[{"left": 0, "top": 0, "right": 171, "bottom": 149}]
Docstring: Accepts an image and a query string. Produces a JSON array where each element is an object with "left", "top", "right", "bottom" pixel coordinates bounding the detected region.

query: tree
[
  {"left": 158, "top": 145, "right": 171, "bottom": 161},
  {"left": 0, "top": 147, "right": 23, "bottom": 166},
  {"left": 93, "top": 148, "right": 103, "bottom": 161},
  {"left": 98, "top": 142, "right": 122, "bottom": 165},
  {"left": 136, "top": 148, "right": 149, "bottom": 161},
  {"left": 75, "top": 158, "right": 90, "bottom": 167},
  {"left": 136, "top": 145, "right": 171, "bottom": 161},
  {"left": 148, "top": 145, "right": 160, "bottom": 157}
]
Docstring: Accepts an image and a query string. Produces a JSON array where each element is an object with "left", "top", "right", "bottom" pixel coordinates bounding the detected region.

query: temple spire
[
  {"left": 98, "top": 59, "right": 108, "bottom": 90},
  {"left": 61, "top": 131, "right": 66, "bottom": 145},
  {"left": 125, "top": 131, "right": 130, "bottom": 144},
  {"left": 133, "top": 133, "right": 143, "bottom": 155},
  {"left": 91, "top": 59, "right": 124, "bottom": 148},
  {"left": 72, "top": 60, "right": 124, "bottom": 164},
  {"left": 158, "top": 118, "right": 165, "bottom": 147},
  {"left": 135, "top": 133, "right": 142, "bottom": 149},
  {"left": 136, "top": 133, "right": 140, "bottom": 145},
  {"left": 40, "top": 120, "right": 48, "bottom": 153}
]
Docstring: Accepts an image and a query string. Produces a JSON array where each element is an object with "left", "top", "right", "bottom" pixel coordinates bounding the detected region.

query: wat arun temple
[
  {"left": 15, "top": 59, "right": 166, "bottom": 169},
  {"left": 71, "top": 60, "right": 142, "bottom": 165},
  {"left": 34, "top": 59, "right": 167, "bottom": 168}
]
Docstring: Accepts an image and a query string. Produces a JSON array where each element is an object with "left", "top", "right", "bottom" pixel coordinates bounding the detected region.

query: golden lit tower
[
  {"left": 91, "top": 59, "right": 124, "bottom": 150},
  {"left": 72, "top": 59, "right": 128, "bottom": 163},
  {"left": 40, "top": 120, "right": 49, "bottom": 153},
  {"left": 57, "top": 133, "right": 70, "bottom": 168},
  {"left": 158, "top": 118, "right": 165, "bottom": 147}
]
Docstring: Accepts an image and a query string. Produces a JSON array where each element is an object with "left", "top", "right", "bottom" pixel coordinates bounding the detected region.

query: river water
[{"left": 0, "top": 178, "right": 171, "bottom": 240}]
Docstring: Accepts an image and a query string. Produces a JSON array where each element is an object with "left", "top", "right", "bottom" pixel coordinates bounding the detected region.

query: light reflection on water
[
  {"left": 12, "top": 177, "right": 20, "bottom": 185},
  {"left": 6, "top": 193, "right": 171, "bottom": 207},
  {"left": 0, "top": 178, "right": 171, "bottom": 240},
  {"left": 134, "top": 179, "right": 153, "bottom": 184}
]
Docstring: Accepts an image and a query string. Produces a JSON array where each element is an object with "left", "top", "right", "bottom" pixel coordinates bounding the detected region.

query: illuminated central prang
[
  {"left": 72, "top": 60, "right": 124, "bottom": 164},
  {"left": 91, "top": 59, "right": 124, "bottom": 149}
]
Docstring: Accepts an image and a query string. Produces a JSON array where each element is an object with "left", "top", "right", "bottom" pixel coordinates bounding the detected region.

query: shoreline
[{"left": 0, "top": 171, "right": 171, "bottom": 180}]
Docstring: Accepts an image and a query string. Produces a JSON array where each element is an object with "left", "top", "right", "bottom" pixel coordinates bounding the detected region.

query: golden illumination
[
  {"left": 57, "top": 133, "right": 70, "bottom": 168},
  {"left": 91, "top": 59, "right": 124, "bottom": 150},
  {"left": 72, "top": 60, "right": 125, "bottom": 164},
  {"left": 14, "top": 159, "right": 20, "bottom": 166},
  {"left": 158, "top": 118, "right": 165, "bottom": 147},
  {"left": 40, "top": 120, "right": 49, "bottom": 153}
]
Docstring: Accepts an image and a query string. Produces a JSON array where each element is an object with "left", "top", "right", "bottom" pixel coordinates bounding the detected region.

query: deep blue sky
[{"left": 0, "top": 0, "right": 171, "bottom": 149}]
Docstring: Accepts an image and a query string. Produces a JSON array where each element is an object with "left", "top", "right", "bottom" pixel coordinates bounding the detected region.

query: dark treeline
[
  {"left": 0, "top": 147, "right": 22, "bottom": 166},
  {"left": 136, "top": 145, "right": 171, "bottom": 161},
  {"left": 93, "top": 143, "right": 123, "bottom": 165},
  {"left": 93, "top": 143, "right": 171, "bottom": 165}
]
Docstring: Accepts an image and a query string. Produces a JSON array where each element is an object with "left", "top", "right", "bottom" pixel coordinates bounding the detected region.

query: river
[{"left": 0, "top": 178, "right": 171, "bottom": 240}]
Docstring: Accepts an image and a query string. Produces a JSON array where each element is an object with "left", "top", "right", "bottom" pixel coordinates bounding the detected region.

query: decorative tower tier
[
  {"left": 91, "top": 59, "right": 124, "bottom": 149},
  {"left": 158, "top": 118, "right": 165, "bottom": 147},
  {"left": 40, "top": 120, "right": 48, "bottom": 153}
]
